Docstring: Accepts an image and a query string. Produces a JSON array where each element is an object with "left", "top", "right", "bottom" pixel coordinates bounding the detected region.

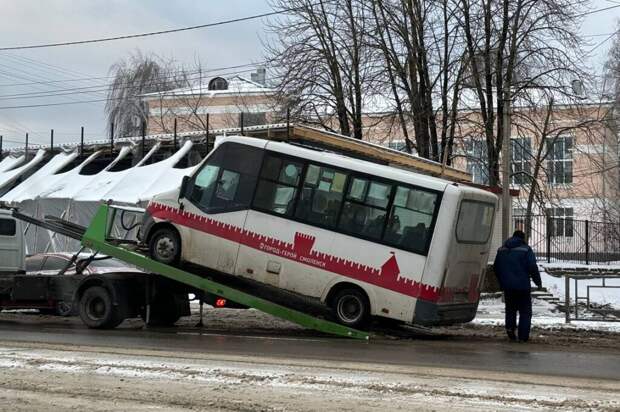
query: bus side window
[
  {"left": 295, "top": 164, "right": 347, "bottom": 228},
  {"left": 338, "top": 178, "right": 392, "bottom": 240},
  {"left": 384, "top": 186, "right": 438, "bottom": 254},
  {"left": 253, "top": 154, "right": 304, "bottom": 216},
  {"left": 188, "top": 143, "right": 263, "bottom": 213}
]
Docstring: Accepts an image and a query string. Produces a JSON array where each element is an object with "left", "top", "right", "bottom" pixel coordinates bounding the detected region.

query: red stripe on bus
[{"left": 147, "top": 202, "right": 443, "bottom": 302}]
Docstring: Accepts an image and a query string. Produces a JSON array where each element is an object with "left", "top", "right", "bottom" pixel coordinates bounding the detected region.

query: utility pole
[{"left": 501, "top": 88, "right": 512, "bottom": 241}]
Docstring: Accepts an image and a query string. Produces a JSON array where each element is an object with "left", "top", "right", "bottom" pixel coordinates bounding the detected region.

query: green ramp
[{"left": 81, "top": 204, "right": 369, "bottom": 340}]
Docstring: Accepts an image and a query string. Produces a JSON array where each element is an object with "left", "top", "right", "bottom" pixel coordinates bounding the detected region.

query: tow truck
[{"left": 0, "top": 205, "right": 369, "bottom": 339}]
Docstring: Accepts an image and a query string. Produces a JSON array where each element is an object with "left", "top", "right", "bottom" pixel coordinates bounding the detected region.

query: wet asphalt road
[{"left": 0, "top": 317, "right": 619, "bottom": 381}]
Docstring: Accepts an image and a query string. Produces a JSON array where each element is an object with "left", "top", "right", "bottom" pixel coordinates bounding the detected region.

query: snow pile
[{"left": 474, "top": 294, "right": 620, "bottom": 332}]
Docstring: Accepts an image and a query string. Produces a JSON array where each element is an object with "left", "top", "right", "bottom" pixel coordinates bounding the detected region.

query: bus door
[
  {"left": 441, "top": 198, "right": 496, "bottom": 304},
  {"left": 180, "top": 142, "right": 265, "bottom": 274},
  {"left": 236, "top": 155, "right": 341, "bottom": 294}
]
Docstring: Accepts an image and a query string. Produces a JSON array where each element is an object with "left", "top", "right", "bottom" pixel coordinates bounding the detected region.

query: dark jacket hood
[{"left": 503, "top": 236, "right": 525, "bottom": 249}]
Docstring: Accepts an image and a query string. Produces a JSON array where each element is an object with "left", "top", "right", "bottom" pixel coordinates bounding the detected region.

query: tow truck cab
[{"left": 0, "top": 209, "right": 25, "bottom": 274}]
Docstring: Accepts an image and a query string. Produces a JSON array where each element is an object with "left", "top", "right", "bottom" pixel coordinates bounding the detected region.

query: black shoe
[{"left": 506, "top": 329, "right": 517, "bottom": 341}]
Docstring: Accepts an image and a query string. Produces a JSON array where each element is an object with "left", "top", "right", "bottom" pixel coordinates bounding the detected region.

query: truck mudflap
[{"left": 413, "top": 299, "right": 479, "bottom": 326}]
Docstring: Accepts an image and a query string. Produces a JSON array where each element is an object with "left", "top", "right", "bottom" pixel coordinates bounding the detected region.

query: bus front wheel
[
  {"left": 330, "top": 287, "right": 370, "bottom": 329},
  {"left": 149, "top": 226, "right": 181, "bottom": 265}
]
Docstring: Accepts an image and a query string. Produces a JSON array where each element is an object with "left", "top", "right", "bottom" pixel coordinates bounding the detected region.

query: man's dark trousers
[{"left": 504, "top": 290, "right": 532, "bottom": 342}]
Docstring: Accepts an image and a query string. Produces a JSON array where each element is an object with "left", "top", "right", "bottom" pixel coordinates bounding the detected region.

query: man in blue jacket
[{"left": 494, "top": 230, "right": 542, "bottom": 342}]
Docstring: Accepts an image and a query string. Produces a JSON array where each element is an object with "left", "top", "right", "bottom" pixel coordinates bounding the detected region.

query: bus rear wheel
[{"left": 330, "top": 288, "right": 370, "bottom": 329}]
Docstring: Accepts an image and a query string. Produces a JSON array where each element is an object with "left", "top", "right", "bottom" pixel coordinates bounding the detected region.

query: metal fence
[{"left": 513, "top": 215, "right": 620, "bottom": 265}]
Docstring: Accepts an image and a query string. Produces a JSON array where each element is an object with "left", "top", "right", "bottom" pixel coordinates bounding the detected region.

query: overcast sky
[{"left": 0, "top": 0, "right": 618, "bottom": 149}]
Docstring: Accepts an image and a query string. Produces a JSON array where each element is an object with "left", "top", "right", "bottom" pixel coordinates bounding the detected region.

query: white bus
[{"left": 141, "top": 136, "right": 497, "bottom": 328}]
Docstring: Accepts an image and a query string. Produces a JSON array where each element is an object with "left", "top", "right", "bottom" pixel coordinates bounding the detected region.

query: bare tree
[
  {"left": 106, "top": 51, "right": 187, "bottom": 137},
  {"left": 266, "top": 0, "right": 379, "bottom": 140},
  {"left": 367, "top": 0, "right": 466, "bottom": 160},
  {"left": 457, "top": 0, "right": 589, "bottom": 185}
]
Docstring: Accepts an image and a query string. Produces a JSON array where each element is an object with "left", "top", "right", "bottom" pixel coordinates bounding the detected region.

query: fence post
[
  {"left": 286, "top": 108, "right": 290, "bottom": 139},
  {"left": 173, "top": 118, "right": 177, "bottom": 151},
  {"left": 141, "top": 120, "right": 146, "bottom": 160},
  {"left": 206, "top": 114, "right": 210, "bottom": 150},
  {"left": 0, "top": 135, "right": 3, "bottom": 158},
  {"left": 546, "top": 216, "right": 551, "bottom": 263},
  {"left": 80, "top": 127, "right": 84, "bottom": 155},
  {"left": 240, "top": 112, "right": 244, "bottom": 136},
  {"left": 110, "top": 122, "right": 114, "bottom": 156},
  {"left": 585, "top": 220, "right": 589, "bottom": 265},
  {"left": 50, "top": 129, "right": 54, "bottom": 153},
  {"left": 564, "top": 275, "right": 570, "bottom": 323},
  {"left": 25, "top": 133, "right": 29, "bottom": 159}
]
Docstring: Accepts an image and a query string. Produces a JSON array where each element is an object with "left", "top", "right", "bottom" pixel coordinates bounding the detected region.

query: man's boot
[{"left": 506, "top": 329, "right": 517, "bottom": 341}]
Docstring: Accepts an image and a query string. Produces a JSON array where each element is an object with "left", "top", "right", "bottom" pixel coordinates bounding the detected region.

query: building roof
[{"left": 142, "top": 75, "right": 275, "bottom": 100}]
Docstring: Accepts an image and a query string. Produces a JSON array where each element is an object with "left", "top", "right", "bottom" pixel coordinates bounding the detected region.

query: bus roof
[{"left": 218, "top": 135, "right": 459, "bottom": 193}]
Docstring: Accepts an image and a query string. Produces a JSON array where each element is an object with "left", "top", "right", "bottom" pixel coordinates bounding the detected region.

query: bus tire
[
  {"left": 78, "top": 286, "right": 124, "bottom": 329},
  {"left": 149, "top": 226, "right": 181, "bottom": 265},
  {"left": 330, "top": 287, "right": 370, "bottom": 329}
]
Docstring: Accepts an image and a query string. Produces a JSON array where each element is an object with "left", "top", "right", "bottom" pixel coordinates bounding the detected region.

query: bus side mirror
[{"left": 180, "top": 176, "right": 191, "bottom": 199}]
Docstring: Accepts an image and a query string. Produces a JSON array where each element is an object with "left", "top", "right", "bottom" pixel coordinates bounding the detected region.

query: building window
[
  {"left": 546, "top": 207, "right": 574, "bottom": 237},
  {"left": 242, "top": 112, "right": 267, "bottom": 127},
  {"left": 387, "top": 140, "right": 407, "bottom": 152},
  {"left": 513, "top": 207, "right": 527, "bottom": 232},
  {"left": 546, "top": 136, "right": 573, "bottom": 185},
  {"left": 208, "top": 77, "right": 228, "bottom": 91},
  {"left": 465, "top": 138, "right": 489, "bottom": 185},
  {"left": 511, "top": 137, "right": 532, "bottom": 185}
]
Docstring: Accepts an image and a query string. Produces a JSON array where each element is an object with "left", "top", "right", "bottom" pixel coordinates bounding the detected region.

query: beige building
[
  {"left": 362, "top": 103, "right": 619, "bottom": 226},
  {"left": 145, "top": 69, "right": 281, "bottom": 135},
  {"left": 145, "top": 71, "right": 619, "bottom": 227}
]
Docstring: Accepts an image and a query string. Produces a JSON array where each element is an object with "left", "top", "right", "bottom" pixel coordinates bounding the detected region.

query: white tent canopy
[
  {"left": 0, "top": 142, "right": 197, "bottom": 254},
  {"left": 0, "top": 150, "right": 47, "bottom": 196},
  {"left": 0, "top": 154, "right": 25, "bottom": 173}
]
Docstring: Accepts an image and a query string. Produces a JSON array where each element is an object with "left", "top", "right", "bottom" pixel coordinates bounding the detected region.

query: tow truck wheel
[
  {"left": 78, "top": 286, "right": 124, "bottom": 329},
  {"left": 331, "top": 288, "right": 370, "bottom": 329},
  {"left": 149, "top": 227, "right": 181, "bottom": 265}
]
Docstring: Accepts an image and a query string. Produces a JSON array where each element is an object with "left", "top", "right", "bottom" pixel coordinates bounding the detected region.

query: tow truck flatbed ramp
[{"left": 81, "top": 204, "right": 369, "bottom": 340}]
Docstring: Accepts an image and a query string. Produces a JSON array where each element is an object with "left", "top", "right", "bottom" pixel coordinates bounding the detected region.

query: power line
[
  {"left": 0, "top": 71, "right": 282, "bottom": 110},
  {"left": 0, "top": 2, "right": 616, "bottom": 52},
  {"left": 576, "top": 4, "right": 620, "bottom": 17},
  {"left": 0, "top": 61, "right": 266, "bottom": 88},
  {"left": 0, "top": 10, "right": 286, "bottom": 51},
  {"left": 588, "top": 29, "right": 620, "bottom": 54},
  {"left": 0, "top": 63, "right": 270, "bottom": 99},
  {"left": 0, "top": 68, "right": 259, "bottom": 101}
]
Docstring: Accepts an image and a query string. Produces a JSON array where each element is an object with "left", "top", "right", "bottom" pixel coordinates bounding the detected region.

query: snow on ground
[
  {"left": 474, "top": 294, "right": 620, "bottom": 333},
  {"left": 0, "top": 344, "right": 618, "bottom": 411}
]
